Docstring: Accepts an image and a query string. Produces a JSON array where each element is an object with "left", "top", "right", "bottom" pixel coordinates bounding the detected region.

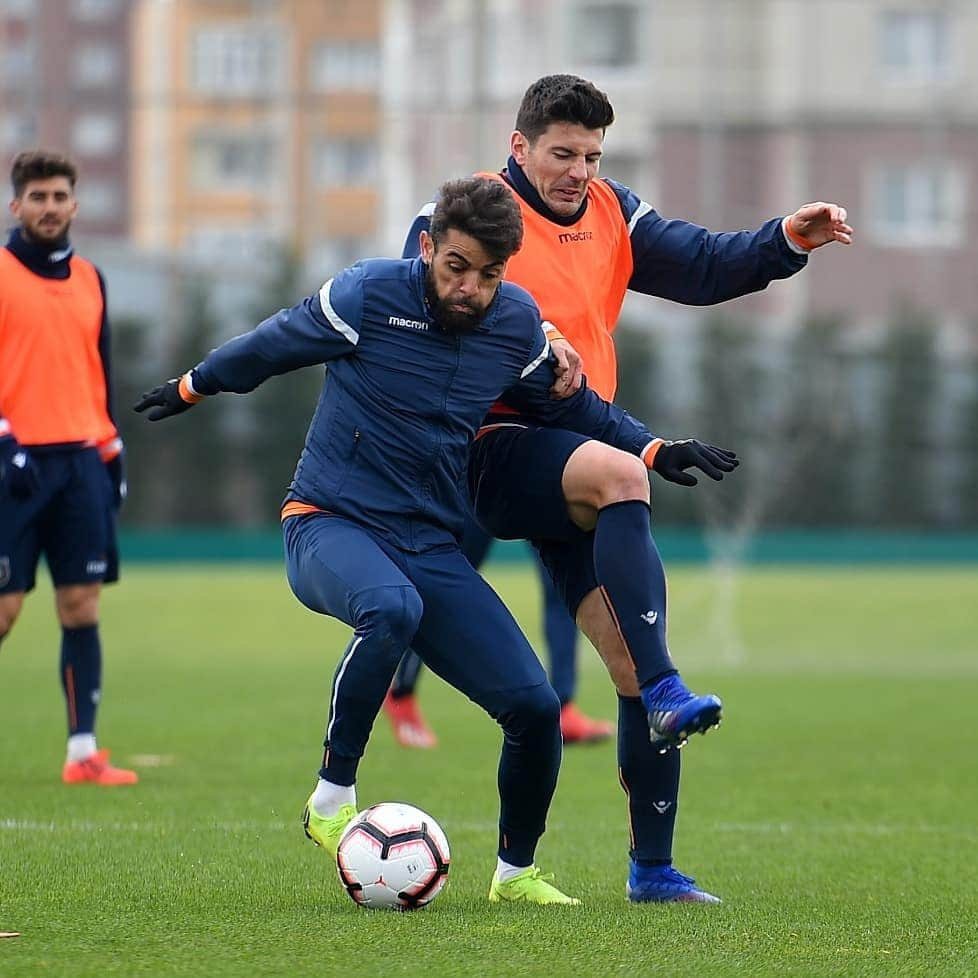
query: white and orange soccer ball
[{"left": 335, "top": 802, "right": 450, "bottom": 910}]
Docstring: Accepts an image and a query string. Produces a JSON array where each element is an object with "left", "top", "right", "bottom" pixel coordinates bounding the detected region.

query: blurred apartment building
[
  {"left": 2, "top": 0, "right": 975, "bottom": 331},
  {"left": 385, "top": 0, "right": 978, "bottom": 330},
  {"left": 130, "top": 0, "right": 382, "bottom": 270},
  {"left": 0, "top": 0, "right": 133, "bottom": 239},
  {"left": 0, "top": 0, "right": 382, "bottom": 271}
]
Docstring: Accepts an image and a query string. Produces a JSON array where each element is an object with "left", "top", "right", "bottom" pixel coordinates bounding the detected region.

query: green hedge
[{"left": 118, "top": 529, "right": 978, "bottom": 564}]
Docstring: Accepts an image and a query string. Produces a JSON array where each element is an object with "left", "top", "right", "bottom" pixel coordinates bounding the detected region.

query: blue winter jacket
[{"left": 190, "top": 257, "right": 658, "bottom": 553}]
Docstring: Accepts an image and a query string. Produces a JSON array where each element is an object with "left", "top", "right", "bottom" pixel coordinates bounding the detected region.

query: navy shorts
[
  {"left": 0, "top": 446, "right": 119, "bottom": 594},
  {"left": 467, "top": 424, "right": 599, "bottom": 616}
]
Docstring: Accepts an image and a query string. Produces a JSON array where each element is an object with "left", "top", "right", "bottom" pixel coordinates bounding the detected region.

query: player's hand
[
  {"left": 0, "top": 437, "right": 40, "bottom": 498},
  {"left": 133, "top": 378, "right": 196, "bottom": 421},
  {"left": 97, "top": 436, "right": 126, "bottom": 509},
  {"left": 785, "top": 202, "right": 853, "bottom": 249},
  {"left": 549, "top": 338, "right": 584, "bottom": 399},
  {"left": 105, "top": 451, "right": 127, "bottom": 509},
  {"left": 652, "top": 440, "right": 739, "bottom": 487}
]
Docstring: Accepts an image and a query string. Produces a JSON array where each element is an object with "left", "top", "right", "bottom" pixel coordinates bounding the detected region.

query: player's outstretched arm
[
  {"left": 135, "top": 267, "right": 365, "bottom": 421},
  {"left": 783, "top": 202, "right": 853, "bottom": 250},
  {"left": 503, "top": 331, "right": 739, "bottom": 486},
  {"left": 647, "top": 439, "right": 739, "bottom": 487},
  {"left": 133, "top": 373, "right": 202, "bottom": 421}
]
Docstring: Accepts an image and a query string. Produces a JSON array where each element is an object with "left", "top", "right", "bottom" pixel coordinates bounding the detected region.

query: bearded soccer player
[
  {"left": 0, "top": 151, "right": 136, "bottom": 786},
  {"left": 136, "top": 176, "right": 737, "bottom": 905},
  {"left": 395, "top": 75, "right": 853, "bottom": 902}
]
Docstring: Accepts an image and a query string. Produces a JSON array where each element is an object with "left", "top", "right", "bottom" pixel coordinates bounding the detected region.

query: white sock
[
  {"left": 66, "top": 733, "right": 97, "bottom": 763},
  {"left": 496, "top": 858, "right": 532, "bottom": 883},
  {"left": 311, "top": 778, "right": 356, "bottom": 818}
]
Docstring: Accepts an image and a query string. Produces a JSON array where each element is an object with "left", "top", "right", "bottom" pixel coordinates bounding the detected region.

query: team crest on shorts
[{"left": 0, "top": 556, "right": 10, "bottom": 588}]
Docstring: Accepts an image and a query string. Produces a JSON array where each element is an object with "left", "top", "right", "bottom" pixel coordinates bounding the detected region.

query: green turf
[{"left": 1, "top": 563, "right": 976, "bottom": 977}]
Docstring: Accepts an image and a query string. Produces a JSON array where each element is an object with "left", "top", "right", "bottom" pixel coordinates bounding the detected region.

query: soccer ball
[{"left": 336, "top": 802, "right": 450, "bottom": 910}]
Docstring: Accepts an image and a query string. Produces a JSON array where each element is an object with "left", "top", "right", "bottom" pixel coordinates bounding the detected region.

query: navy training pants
[{"left": 283, "top": 512, "right": 562, "bottom": 866}]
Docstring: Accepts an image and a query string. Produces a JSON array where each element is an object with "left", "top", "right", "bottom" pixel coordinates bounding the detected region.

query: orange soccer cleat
[
  {"left": 382, "top": 691, "right": 437, "bottom": 749},
  {"left": 559, "top": 702, "right": 615, "bottom": 745},
  {"left": 62, "top": 749, "right": 139, "bottom": 786}
]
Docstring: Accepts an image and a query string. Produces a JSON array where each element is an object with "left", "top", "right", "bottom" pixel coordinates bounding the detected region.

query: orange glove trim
[
  {"left": 178, "top": 373, "right": 205, "bottom": 404},
  {"left": 641, "top": 438, "right": 666, "bottom": 469}
]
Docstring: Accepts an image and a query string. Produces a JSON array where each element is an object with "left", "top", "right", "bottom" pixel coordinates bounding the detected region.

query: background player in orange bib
[{"left": 0, "top": 151, "right": 136, "bottom": 787}]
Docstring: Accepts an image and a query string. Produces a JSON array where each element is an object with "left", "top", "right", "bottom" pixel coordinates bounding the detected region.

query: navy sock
[
  {"left": 593, "top": 500, "right": 674, "bottom": 686},
  {"left": 618, "top": 694, "right": 680, "bottom": 863},
  {"left": 60, "top": 624, "right": 102, "bottom": 736}
]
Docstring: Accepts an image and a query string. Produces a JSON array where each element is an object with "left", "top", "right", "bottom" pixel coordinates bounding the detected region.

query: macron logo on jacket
[
  {"left": 388, "top": 315, "right": 429, "bottom": 331},
  {"left": 557, "top": 230, "right": 594, "bottom": 244}
]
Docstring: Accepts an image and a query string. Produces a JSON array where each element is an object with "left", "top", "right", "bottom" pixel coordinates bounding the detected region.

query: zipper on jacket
[{"left": 411, "top": 335, "right": 461, "bottom": 551}]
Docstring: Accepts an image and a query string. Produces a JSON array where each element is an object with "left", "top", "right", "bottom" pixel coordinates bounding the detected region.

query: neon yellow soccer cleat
[
  {"left": 302, "top": 798, "right": 357, "bottom": 859},
  {"left": 488, "top": 866, "right": 581, "bottom": 905}
]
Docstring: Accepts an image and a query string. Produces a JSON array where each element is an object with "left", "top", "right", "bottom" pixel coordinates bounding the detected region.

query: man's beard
[
  {"left": 24, "top": 217, "right": 71, "bottom": 247},
  {"left": 424, "top": 267, "right": 486, "bottom": 336}
]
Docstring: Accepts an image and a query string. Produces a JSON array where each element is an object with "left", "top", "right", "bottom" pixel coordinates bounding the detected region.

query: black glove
[
  {"left": 133, "top": 378, "right": 196, "bottom": 421},
  {"left": 652, "top": 439, "right": 739, "bottom": 487},
  {"left": 105, "top": 449, "right": 126, "bottom": 509},
  {"left": 0, "top": 436, "right": 40, "bottom": 498}
]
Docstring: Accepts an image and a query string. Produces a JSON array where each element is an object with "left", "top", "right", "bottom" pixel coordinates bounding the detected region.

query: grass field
[{"left": 1, "top": 562, "right": 977, "bottom": 978}]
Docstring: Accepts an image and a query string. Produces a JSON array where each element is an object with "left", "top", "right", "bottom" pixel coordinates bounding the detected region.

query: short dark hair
[
  {"left": 430, "top": 176, "right": 523, "bottom": 262},
  {"left": 514, "top": 74, "right": 615, "bottom": 143},
  {"left": 10, "top": 150, "right": 77, "bottom": 198}
]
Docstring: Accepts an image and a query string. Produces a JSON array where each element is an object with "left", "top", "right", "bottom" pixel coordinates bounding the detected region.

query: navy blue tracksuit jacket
[{"left": 191, "top": 256, "right": 658, "bottom": 550}]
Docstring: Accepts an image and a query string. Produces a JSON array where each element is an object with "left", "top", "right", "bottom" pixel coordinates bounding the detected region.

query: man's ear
[
  {"left": 419, "top": 229, "right": 434, "bottom": 263},
  {"left": 510, "top": 130, "right": 529, "bottom": 166}
]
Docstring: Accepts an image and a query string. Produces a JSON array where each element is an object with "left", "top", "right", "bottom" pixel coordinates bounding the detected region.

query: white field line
[{"left": 2, "top": 818, "right": 976, "bottom": 841}]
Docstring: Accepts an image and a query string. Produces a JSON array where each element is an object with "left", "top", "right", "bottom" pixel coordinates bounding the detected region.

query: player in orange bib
[
  {"left": 0, "top": 151, "right": 136, "bottom": 786},
  {"left": 395, "top": 75, "right": 852, "bottom": 902}
]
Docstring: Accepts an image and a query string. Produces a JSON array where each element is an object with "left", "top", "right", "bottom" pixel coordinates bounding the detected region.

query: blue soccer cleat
[
  {"left": 626, "top": 861, "right": 721, "bottom": 904},
  {"left": 642, "top": 673, "right": 722, "bottom": 753}
]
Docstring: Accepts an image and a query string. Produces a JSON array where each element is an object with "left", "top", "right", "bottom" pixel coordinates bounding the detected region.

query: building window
[
  {"left": 74, "top": 43, "right": 120, "bottom": 87},
  {"left": 312, "top": 138, "right": 378, "bottom": 187},
  {"left": 0, "top": 112, "right": 36, "bottom": 152},
  {"left": 867, "top": 162, "right": 964, "bottom": 248},
  {"left": 79, "top": 179, "right": 120, "bottom": 221},
  {"left": 879, "top": 9, "right": 951, "bottom": 83},
  {"left": 599, "top": 154, "right": 642, "bottom": 194},
  {"left": 0, "top": 41, "right": 34, "bottom": 87},
  {"left": 185, "top": 226, "right": 281, "bottom": 264},
  {"left": 191, "top": 132, "right": 276, "bottom": 190},
  {"left": 0, "top": 0, "right": 34, "bottom": 17},
  {"left": 309, "top": 236, "right": 372, "bottom": 276},
  {"left": 72, "top": 114, "right": 120, "bottom": 156},
  {"left": 192, "top": 27, "right": 283, "bottom": 96},
  {"left": 571, "top": 3, "right": 639, "bottom": 68},
  {"left": 72, "top": 0, "right": 120, "bottom": 20},
  {"left": 309, "top": 42, "right": 379, "bottom": 91}
]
